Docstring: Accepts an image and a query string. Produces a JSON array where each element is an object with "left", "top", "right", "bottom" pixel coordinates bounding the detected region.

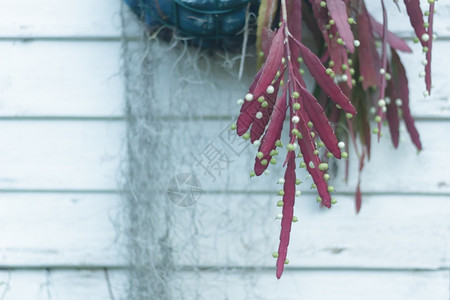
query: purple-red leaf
[
  {"left": 254, "top": 87, "right": 288, "bottom": 175},
  {"left": 404, "top": 0, "right": 426, "bottom": 47},
  {"left": 326, "top": 0, "right": 354, "bottom": 53},
  {"left": 276, "top": 152, "right": 296, "bottom": 279},
  {"left": 355, "top": 180, "right": 362, "bottom": 213},
  {"left": 425, "top": 2, "right": 434, "bottom": 94},
  {"left": 385, "top": 79, "right": 400, "bottom": 148},
  {"left": 300, "top": 85, "right": 341, "bottom": 158},
  {"left": 369, "top": 14, "right": 412, "bottom": 53},
  {"left": 391, "top": 49, "right": 422, "bottom": 150},
  {"left": 293, "top": 39, "right": 356, "bottom": 115},
  {"left": 297, "top": 108, "right": 332, "bottom": 208},
  {"left": 357, "top": 4, "right": 381, "bottom": 89},
  {"left": 252, "top": 25, "right": 285, "bottom": 98},
  {"left": 250, "top": 74, "right": 283, "bottom": 142}
]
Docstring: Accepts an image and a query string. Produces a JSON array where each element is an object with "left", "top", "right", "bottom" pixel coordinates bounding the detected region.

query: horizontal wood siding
[{"left": 0, "top": 0, "right": 449, "bottom": 299}]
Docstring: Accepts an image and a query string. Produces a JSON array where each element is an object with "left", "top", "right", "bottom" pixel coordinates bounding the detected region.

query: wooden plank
[
  {"left": 0, "top": 121, "right": 124, "bottom": 191},
  {"left": 398, "top": 40, "right": 450, "bottom": 118},
  {"left": 123, "top": 39, "right": 450, "bottom": 120},
  {"left": 0, "top": 39, "right": 448, "bottom": 119},
  {"left": 175, "top": 269, "right": 450, "bottom": 300},
  {"left": 0, "top": 0, "right": 122, "bottom": 38},
  {"left": 0, "top": 270, "right": 126, "bottom": 300},
  {"left": 137, "top": 119, "right": 450, "bottom": 194},
  {"left": 0, "top": 269, "right": 447, "bottom": 300},
  {"left": 170, "top": 193, "right": 450, "bottom": 269},
  {"left": 1, "top": 193, "right": 447, "bottom": 269},
  {"left": 0, "top": 118, "right": 447, "bottom": 193},
  {"left": 0, "top": 0, "right": 448, "bottom": 38},
  {"left": 0, "top": 41, "right": 123, "bottom": 117},
  {"left": 0, "top": 193, "right": 125, "bottom": 267}
]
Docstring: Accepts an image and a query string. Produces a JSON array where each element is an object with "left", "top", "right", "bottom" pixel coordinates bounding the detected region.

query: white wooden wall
[{"left": 0, "top": 0, "right": 449, "bottom": 299}]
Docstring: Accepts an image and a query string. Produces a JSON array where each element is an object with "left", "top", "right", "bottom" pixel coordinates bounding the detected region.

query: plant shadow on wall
[{"left": 123, "top": 0, "right": 436, "bottom": 282}]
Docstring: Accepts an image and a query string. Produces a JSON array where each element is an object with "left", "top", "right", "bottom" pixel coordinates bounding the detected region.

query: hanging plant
[
  {"left": 234, "top": 0, "right": 435, "bottom": 278},
  {"left": 124, "top": 0, "right": 436, "bottom": 279}
]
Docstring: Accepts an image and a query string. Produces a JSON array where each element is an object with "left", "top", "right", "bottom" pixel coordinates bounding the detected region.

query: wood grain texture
[
  {"left": 171, "top": 193, "right": 450, "bottom": 269},
  {"left": 0, "top": 270, "right": 126, "bottom": 300},
  {"left": 1, "top": 0, "right": 447, "bottom": 38},
  {"left": 1, "top": 1, "right": 449, "bottom": 299},
  {"left": 129, "top": 119, "right": 450, "bottom": 194},
  {"left": 176, "top": 269, "right": 450, "bottom": 300},
  {"left": 0, "top": 0, "right": 122, "bottom": 38},
  {"left": 0, "top": 121, "right": 125, "bottom": 191},
  {"left": 1, "top": 41, "right": 448, "bottom": 119},
  {"left": 0, "top": 269, "right": 448, "bottom": 300},
  {"left": 0, "top": 193, "right": 125, "bottom": 267},
  {"left": 1, "top": 193, "right": 448, "bottom": 269},
  {"left": 0, "top": 41, "right": 123, "bottom": 117}
]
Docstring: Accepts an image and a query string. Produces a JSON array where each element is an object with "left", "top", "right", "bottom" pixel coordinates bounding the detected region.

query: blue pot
[{"left": 124, "top": 0, "right": 257, "bottom": 47}]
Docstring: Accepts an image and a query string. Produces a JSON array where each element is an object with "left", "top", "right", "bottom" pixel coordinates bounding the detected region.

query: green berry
[
  {"left": 277, "top": 200, "right": 284, "bottom": 207},
  {"left": 261, "top": 159, "right": 268, "bottom": 166},
  {"left": 318, "top": 163, "right": 329, "bottom": 171}
]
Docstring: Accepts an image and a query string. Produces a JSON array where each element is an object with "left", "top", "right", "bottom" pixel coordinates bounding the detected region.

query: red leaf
[
  {"left": 357, "top": 4, "right": 381, "bottom": 89},
  {"left": 237, "top": 26, "right": 285, "bottom": 136},
  {"left": 254, "top": 87, "right": 288, "bottom": 175},
  {"left": 250, "top": 74, "right": 284, "bottom": 142},
  {"left": 403, "top": 0, "right": 426, "bottom": 47},
  {"left": 326, "top": 0, "right": 354, "bottom": 53},
  {"left": 355, "top": 180, "right": 362, "bottom": 213},
  {"left": 391, "top": 49, "right": 422, "bottom": 150},
  {"left": 425, "top": 2, "right": 434, "bottom": 94},
  {"left": 252, "top": 25, "right": 285, "bottom": 99},
  {"left": 385, "top": 79, "right": 400, "bottom": 148},
  {"left": 369, "top": 14, "right": 412, "bottom": 53},
  {"left": 300, "top": 85, "right": 341, "bottom": 158},
  {"left": 276, "top": 152, "right": 296, "bottom": 279},
  {"left": 293, "top": 39, "right": 356, "bottom": 115},
  {"left": 297, "top": 108, "right": 332, "bottom": 208}
]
